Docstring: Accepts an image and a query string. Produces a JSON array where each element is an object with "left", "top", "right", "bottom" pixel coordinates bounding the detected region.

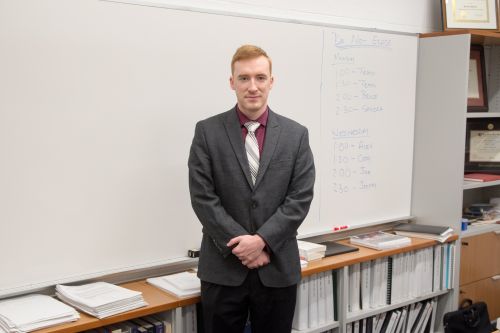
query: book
[
  {"left": 319, "top": 241, "right": 359, "bottom": 257},
  {"left": 464, "top": 173, "right": 500, "bottom": 182},
  {"left": 393, "top": 223, "right": 452, "bottom": 236},
  {"left": 350, "top": 231, "right": 411, "bottom": 251},
  {"left": 393, "top": 223, "right": 453, "bottom": 243},
  {"left": 393, "top": 230, "right": 452, "bottom": 243},
  {"left": 143, "top": 316, "right": 165, "bottom": 333},
  {"left": 131, "top": 319, "right": 154, "bottom": 333}
]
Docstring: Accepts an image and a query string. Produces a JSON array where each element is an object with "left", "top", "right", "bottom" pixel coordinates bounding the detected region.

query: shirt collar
[{"left": 236, "top": 106, "right": 269, "bottom": 128}]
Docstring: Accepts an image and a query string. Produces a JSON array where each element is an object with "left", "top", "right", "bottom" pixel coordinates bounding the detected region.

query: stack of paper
[
  {"left": 392, "top": 223, "right": 453, "bottom": 243},
  {"left": 0, "top": 294, "right": 79, "bottom": 332},
  {"left": 147, "top": 271, "right": 200, "bottom": 298},
  {"left": 297, "top": 240, "right": 327, "bottom": 261},
  {"left": 56, "top": 282, "right": 147, "bottom": 319},
  {"left": 349, "top": 231, "right": 411, "bottom": 250}
]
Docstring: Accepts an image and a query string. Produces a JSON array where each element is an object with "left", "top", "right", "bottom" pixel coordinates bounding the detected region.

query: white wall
[{"left": 109, "top": 0, "right": 443, "bottom": 33}]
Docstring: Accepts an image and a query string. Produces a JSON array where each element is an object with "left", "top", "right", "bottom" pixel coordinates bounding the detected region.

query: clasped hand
[{"left": 227, "top": 235, "right": 270, "bottom": 269}]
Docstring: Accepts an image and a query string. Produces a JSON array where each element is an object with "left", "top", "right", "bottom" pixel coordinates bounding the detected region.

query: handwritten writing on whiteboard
[
  {"left": 329, "top": 34, "right": 386, "bottom": 116},
  {"left": 315, "top": 28, "right": 417, "bottom": 234},
  {"left": 331, "top": 128, "right": 376, "bottom": 194},
  {"left": 333, "top": 32, "right": 392, "bottom": 49}
]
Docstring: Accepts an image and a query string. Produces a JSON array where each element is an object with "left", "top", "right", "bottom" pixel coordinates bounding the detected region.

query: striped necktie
[{"left": 244, "top": 121, "right": 260, "bottom": 185}]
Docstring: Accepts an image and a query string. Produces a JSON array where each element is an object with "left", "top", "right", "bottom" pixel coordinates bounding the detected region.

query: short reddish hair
[{"left": 231, "top": 45, "right": 272, "bottom": 74}]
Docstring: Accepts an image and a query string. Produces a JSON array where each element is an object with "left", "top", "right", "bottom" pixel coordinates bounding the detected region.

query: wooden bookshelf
[
  {"left": 301, "top": 235, "right": 458, "bottom": 277},
  {"left": 34, "top": 281, "right": 199, "bottom": 333},
  {"left": 32, "top": 235, "right": 457, "bottom": 333}
]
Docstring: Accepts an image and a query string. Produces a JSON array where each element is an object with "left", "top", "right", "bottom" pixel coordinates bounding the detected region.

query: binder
[
  {"left": 318, "top": 271, "right": 327, "bottom": 325},
  {"left": 390, "top": 254, "right": 401, "bottom": 304},
  {"left": 182, "top": 305, "right": 197, "bottom": 333},
  {"left": 292, "top": 276, "right": 309, "bottom": 330},
  {"left": 325, "top": 270, "right": 335, "bottom": 322},
  {"left": 394, "top": 307, "right": 408, "bottom": 333},
  {"left": 432, "top": 245, "right": 442, "bottom": 292},
  {"left": 378, "top": 311, "right": 392, "bottom": 333},
  {"left": 449, "top": 243, "right": 456, "bottom": 288},
  {"left": 442, "top": 244, "right": 450, "bottom": 289},
  {"left": 416, "top": 302, "right": 433, "bottom": 333},
  {"left": 308, "top": 274, "right": 319, "bottom": 328},
  {"left": 332, "top": 269, "right": 339, "bottom": 321},
  {"left": 361, "top": 261, "right": 371, "bottom": 310},
  {"left": 412, "top": 302, "right": 431, "bottom": 333},
  {"left": 349, "top": 263, "right": 361, "bottom": 312},
  {"left": 354, "top": 320, "right": 360, "bottom": 333},
  {"left": 385, "top": 310, "right": 401, "bottom": 333},
  {"left": 374, "top": 312, "right": 386, "bottom": 333},
  {"left": 409, "top": 302, "right": 426, "bottom": 333},
  {"left": 366, "top": 316, "right": 374, "bottom": 333},
  {"left": 369, "top": 260, "right": 378, "bottom": 308}
]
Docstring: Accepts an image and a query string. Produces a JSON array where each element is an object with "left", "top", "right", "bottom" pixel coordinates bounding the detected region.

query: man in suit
[{"left": 188, "top": 45, "right": 315, "bottom": 333}]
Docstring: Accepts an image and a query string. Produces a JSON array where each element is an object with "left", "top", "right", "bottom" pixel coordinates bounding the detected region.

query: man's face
[{"left": 230, "top": 56, "right": 274, "bottom": 119}]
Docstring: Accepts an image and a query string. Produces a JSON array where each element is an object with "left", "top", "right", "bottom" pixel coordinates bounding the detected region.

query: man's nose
[{"left": 248, "top": 78, "right": 258, "bottom": 91}]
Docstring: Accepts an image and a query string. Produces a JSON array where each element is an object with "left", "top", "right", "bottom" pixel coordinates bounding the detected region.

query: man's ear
[{"left": 229, "top": 76, "right": 235, "bottom": 90}]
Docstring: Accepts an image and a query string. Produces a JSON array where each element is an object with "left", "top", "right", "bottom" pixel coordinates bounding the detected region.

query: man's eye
[
  {"left": 239, "top": 77, "right": 249, "bottom": 81},
  {"left": 257, "top": 76, "right": 267, "bottom": 81}
]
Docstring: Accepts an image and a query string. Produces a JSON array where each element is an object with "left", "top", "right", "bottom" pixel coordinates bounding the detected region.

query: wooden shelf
[
  {"left": 301, "top": 235, "right": 458, "bottom": 277},
  {"left": 420, "top": 30, "right": 500, "bottom": 45},
  {"left": 291, "top": 320, "right": 339, "bottom": 333},
  {"left": 463, "top": 180, "right": 500, "bottom": 189},
  {"left": 33, "top": 235, "right": 458, "bottom": 333},
  {"left": 34, "top": 281, "right": 199, "bottom": 333},
  {"left": 346, "top": 290, "right": 448, "bottom": 322},
  {"left": 466, "top": 112, "right": 500, "bottom": 118}
]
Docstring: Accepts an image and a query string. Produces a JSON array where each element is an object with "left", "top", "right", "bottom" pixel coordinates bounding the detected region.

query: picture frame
[
  {"left": 442, "top": 0, "right": 499, "bottom": 30},
  {"left": 464, "top": 118, "right": 500, "bottom": 173},
  {"left": 468, "top": 45, "right": 488, "bottom": 112}
]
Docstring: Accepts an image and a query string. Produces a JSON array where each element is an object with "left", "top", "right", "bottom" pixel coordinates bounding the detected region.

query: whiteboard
[
  {"left": 0, "top": 2, "right": 417, "bottom": 296},
  {"left": 310, "top": 29, "right": 418, "bottom": 236}
]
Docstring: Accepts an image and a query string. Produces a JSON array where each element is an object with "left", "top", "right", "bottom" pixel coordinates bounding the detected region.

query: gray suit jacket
[{"left": 188, "top": 107, "right": 315, "bottom": 288}]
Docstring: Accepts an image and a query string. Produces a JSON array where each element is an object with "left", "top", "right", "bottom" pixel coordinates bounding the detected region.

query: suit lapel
[
  {"left": 224, "top": 108, "right": 254, "bottom": 188},
  {"left": 254, "top": 110, "right": 281, "bottom": 189}
]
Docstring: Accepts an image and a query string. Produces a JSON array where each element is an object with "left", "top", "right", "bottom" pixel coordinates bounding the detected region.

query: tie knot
[{"left": 244, "top": 121, "right": 260, "bottom": 133}]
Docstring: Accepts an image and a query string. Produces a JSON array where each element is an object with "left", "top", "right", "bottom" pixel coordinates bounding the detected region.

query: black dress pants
[{"left": 200, "top": 270, "right": 297, "bottom": 333}]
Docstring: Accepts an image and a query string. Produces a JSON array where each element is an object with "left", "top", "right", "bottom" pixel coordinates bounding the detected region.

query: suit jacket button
[{"left": 252, "top": 202, "right": 258, "bottom": 209}]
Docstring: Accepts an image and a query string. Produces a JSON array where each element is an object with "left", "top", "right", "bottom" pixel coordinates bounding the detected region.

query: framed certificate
[
  {"left": 465, "top": 118, "right": 500, "bottom": 173},
  {"left": 442, "top": 0, "right": 499, "bottom": 30},
  {"left": 468, "top": 45, "right": 488, "bottom": 112}
]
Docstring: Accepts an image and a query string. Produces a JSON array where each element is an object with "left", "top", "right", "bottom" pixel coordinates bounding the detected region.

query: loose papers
[
  {"left": 56, "top": 282, "right": 147, "bottom": 319},
  {"left": 147, "top": 271, "right": 200, "bottom": 298},
  {"left": 0, "top": 294, "right": 79, "bottom": 333}
]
